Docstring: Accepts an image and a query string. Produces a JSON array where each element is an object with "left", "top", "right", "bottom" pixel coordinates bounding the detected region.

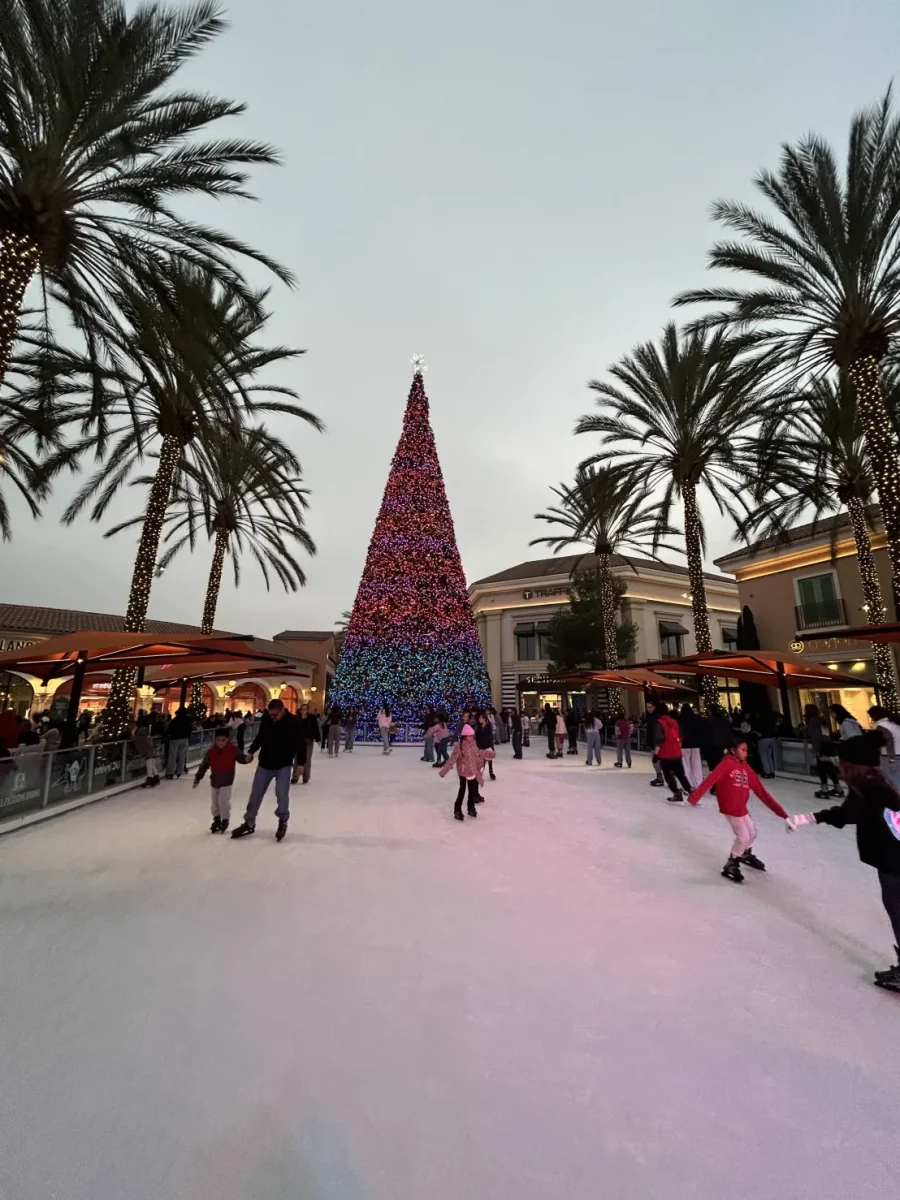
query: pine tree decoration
[{"left": 331, "top": 359, "right": 491, "bottom": 724}]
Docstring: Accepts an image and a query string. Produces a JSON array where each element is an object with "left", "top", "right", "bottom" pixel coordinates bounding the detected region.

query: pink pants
[{"left": 726, "top": 814, "right": 757, "bottom": 857}]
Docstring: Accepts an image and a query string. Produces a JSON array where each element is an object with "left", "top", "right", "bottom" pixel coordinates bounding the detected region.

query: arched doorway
[
  {"left": 153, "top": 683, "right": 217, "bottom": 717},
  {"left": 280, "top": 685, "right": 300, "bottom": 714},
  {"left": 229, "top": 681, "right": 267, "bottom": 715},
  {"left": 0, "top": 671, "right": 34, "bottom": 718}
]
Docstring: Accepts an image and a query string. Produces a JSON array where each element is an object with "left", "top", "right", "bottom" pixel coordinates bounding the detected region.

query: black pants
[
  {"left": 879, "top": 871, "right": 900, "bottom": 947},
  {"left": 487, "top": 755, "right": 496, "bottom": 780},
  {"left": 455, "top": 777, "right": 480, "bottom": 813},
  {"left": 817, "top": 759, "right": 840, "bottom": 789},
  {"left": 568, "top": 729, "right": 578, "bottom": 752},
  {"left": 706, "top": 747, "right": 724, "bottom": 773},
  {"left": 512, "top": 731, "right": 522, "bottom": 758},
  {"left": 546, "top": 730, "right": 555, "bottom": 754},
  {"left": 659, "top": 756, "right": 691, "bottom": 798}
]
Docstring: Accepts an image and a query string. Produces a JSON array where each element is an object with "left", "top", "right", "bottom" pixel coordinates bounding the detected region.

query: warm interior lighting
[
  {"left": 827, "top": 663, "right": 839, "bottom": 671},
  {"left": 852, "top": 661, "right": 868, "bottom": 672}
]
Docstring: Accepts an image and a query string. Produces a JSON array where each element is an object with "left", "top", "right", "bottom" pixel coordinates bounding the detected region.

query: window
[
  {"left": 658, "top": 619, "right": 687, "bottom": 659},
  {"left": 722, "top": 626, "right": 738, "bottom": 651},
  {"left": 795, "top": 572, "right": 845, "bottom": 629},
  {"left": 536, "top": 622, "right": 553, "bottom": 660},
  {"left": 514, "top": 623, "right": 536, "bottom": 662}
]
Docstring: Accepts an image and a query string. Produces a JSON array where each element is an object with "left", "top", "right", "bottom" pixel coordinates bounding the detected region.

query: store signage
[
  {"left": 0, "top": 636, "right": 40, "bottom": 652},
  {"left": 522, "top": 587, "right": 568, "bottom": 600},
  {"left": 805, "top": 637, "right": 861, "bottom": 653},
  {"left": 790, "top": 640, "right": 804, "bottom": 652},
  {"left": 518, "top": 674, "right": 559, "bottom": 686}
]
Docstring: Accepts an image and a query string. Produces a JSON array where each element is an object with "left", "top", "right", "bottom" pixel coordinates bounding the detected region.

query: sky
[{"left": 5, "top": 0, "right": 900, "bottom": 637}]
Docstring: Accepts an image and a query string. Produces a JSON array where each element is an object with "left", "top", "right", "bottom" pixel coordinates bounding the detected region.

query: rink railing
[{"left": 0, "top": 724, "right": 261, "bottom": 824}]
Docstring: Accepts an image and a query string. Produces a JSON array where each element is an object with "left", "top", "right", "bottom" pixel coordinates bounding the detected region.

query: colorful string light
[{"left": 330, "top": 369, "right": 491, "bottom": 722}]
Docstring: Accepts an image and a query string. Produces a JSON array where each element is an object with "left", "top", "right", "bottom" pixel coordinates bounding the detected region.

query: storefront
[
  {"left": 51, "top": 674, "right": 113, "bottom": 717},
  {"left": 228, "top": 681, "right": 268, "bottom": 714},
  {"left": 0, "top": 670, "right": 34, "bottom": 717},
  {"left": 280, "top": 685, "right": 301, "bottom": 714},
  {"left": 153, "top": 683, "right": 217, "bottom": 716},
  {"left": 517, "top": 675, "right": 586, "bottom": 718}
]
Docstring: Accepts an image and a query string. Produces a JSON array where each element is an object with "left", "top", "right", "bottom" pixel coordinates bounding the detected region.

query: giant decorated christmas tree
[{"left": 331, "top": 359, "right": 491, "bottom": 724}]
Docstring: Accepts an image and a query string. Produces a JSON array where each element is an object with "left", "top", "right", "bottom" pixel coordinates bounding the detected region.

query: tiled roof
[
  {"left": 471, "top": 552, "right": 735, "bottom": 587},
  {"left": 714, "top": 507, "right": 880, "bottom": 569},
  {"left": 0, "top": 605, "right": 308, "bottom": 668},
  {"left": 272, "top": 630, "right": 336, "bottom": 642},
  {"left": 0, "top": 603, "right": 227, "bottom": 637}
]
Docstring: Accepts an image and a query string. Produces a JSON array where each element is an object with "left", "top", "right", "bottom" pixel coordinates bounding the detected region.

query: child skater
[
  {"left": 687, "top": 736, "right": 789, "bottom": 883},
  {"left": 194, "top": 728, "right": 245, "bottom": 833},
  {"left": 438, "top": 723, "right": 486, "bottom": 821},
  {"left": 475, "top": 711, "right": 497, "bottom": 781},
  {"left": 787, "top": 732, "right": 900, "bottom": 992}
]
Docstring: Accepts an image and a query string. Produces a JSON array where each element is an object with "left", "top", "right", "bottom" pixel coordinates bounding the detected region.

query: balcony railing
[{"left": 795, "top": 597, "right": 847, "bottom": 631}]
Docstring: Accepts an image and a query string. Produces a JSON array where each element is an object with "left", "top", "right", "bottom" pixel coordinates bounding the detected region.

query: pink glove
[{"left": 786, "top": 813, "right": 816, "bottom": 831}]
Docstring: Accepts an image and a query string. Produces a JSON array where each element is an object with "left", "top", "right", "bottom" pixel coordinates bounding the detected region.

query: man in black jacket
[
  {"left": 292, "top": 705, "right": 322, "bottom": 785},
  {"left": 232, "top": 699, "right": 302, "bottom": 841},
  {"left": 165, "top": 706, "right": 193, "bottom": 779}
]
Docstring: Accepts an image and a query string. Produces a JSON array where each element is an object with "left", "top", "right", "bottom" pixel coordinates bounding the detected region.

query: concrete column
[{"left": 485, "top": 612, "right": 503, "bottom": 707}]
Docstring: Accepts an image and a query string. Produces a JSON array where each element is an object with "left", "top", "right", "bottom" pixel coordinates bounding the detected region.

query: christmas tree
[{"left": 331, "top": 359, "right": 491, "bottom": 725}]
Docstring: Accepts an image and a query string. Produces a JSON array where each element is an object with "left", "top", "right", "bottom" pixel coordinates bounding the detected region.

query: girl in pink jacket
[{"left": 439, "top": 724, "right": 486, "bottom": 821}]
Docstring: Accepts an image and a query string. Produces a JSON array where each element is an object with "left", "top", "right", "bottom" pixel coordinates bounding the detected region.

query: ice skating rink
[{"left": 1, "top": 746, "right": 897, "bottom": 1200}]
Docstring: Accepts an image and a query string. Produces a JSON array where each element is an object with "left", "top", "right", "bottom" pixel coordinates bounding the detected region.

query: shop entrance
[
  {"left": 799, "top": 685, "right": 876, "bottom": 730},
  {"left": 0, "top": 670, "right": 34, "bottom": 718}
]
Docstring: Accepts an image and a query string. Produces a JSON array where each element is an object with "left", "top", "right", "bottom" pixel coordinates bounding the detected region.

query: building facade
[
  {"left": 0, "top": 605, "right": 326, "bottom": 719},
  {"left": 468, "top": 553, "right": 740, "bottom": 715},
  {"left": 713, "top": 512, "right": 892, "bottom": 728}
]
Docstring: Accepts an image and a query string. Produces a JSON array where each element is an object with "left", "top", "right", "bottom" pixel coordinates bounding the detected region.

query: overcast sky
[{"left": 4, "top": 0, "right": 900, "bottom": 636}]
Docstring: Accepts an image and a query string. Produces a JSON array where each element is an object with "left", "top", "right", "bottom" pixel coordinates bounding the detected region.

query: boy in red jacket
[
  {"left": 687, "top": 737, "right": 789, "bottom": 883},
  {"left": 193, "top": 730, "right": 245, "bottom": 834}
]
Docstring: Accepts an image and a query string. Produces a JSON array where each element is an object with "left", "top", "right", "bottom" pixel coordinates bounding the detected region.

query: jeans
[
  {"left": 380, "top": 727, "right": 391, "bottom": 752},
  {"left": 423, "top": 735, "right": 434, "bottom": 762},
  {"left": 615, "top": 737, "right": 631, "bottom": 766},
  {"left": 244, "top": 765, "right": 291, "bottom": 826},
  {"left": 758, "top": 737, "right": 777, "bottom": 776},
  {"left": 343, "top": 726, "right": 355, "bottom": 752},
  {"left": 512, "top": 731, "right": 523, "bottom": 758},
  {"left": 327, "top": 725, "right": 341, "bottom": 756},
  {"left": 585, "top": 729, "right": 602, "bottom": 765},
  {"left": 435, "top": 737, "right": 449, "bottom": 765},
  {"left": 166, "top": 738, "right": 189, "bottom": 776},
  {"left": 293, "top": 738, "right": 316, "bottom": 784},
  {"left": 210, "top": 785, "right": 232, "bottom": 821}
]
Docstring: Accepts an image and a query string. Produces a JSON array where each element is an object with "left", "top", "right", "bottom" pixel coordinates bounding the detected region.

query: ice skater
[
  {"left": 475, "top": 711, "right": 496, "bottom": 781},
  {"left": 652, "top": 702, "right": 692, "bottom": 804},
  {"left": 231, "top": 699, "right": 301, "bottom": 842},
  {"left": 787, "top": 732, "right": 900, "bottom": 991},
  {"left": 687, "top": 736, "right": 788, "bottom": 882},
  {"left": 438, "top": 723, "right": 486, "bottom": 821},
  {"left": 194, "top": 728, "right": 245, "bottom": 833}
]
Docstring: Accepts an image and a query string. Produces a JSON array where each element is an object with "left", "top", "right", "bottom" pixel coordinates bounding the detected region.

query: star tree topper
[{"left": 410, "top": 353, "right": 427, "bottom": 376}]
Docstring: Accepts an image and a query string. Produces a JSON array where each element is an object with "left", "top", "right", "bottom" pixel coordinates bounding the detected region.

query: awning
[
  {"left": 658, "top": 620, "right": 688, "bottom": 636},
  {"left": 535, "top": 621, "right": 552, "bottom": 634},
  {"left": 722, "top": 627, "right": 738, "bottom": 642},
  {"left": 513, "top": 623, "right": 535, "bottom": 636}
]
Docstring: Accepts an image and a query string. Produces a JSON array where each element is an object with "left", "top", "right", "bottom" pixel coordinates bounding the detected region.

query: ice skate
[
  {"left": 275, "top": 820, "right": 287, "bottom": 842},
  {"left": 219, "top": 819, "right": 229, "bottom": 834},
  {"left": 813, "top": 788, "right": 831, "bottom": 799},
  {"left": 467, "top": 802, "right": 478, "bottom": 818},
  {"left": 740, "top": 849, "right": 766, "bottom": 871},
  {"left": 874, "top": 948, "right": 900, "bottom": 989},
  {"left": 667, "top": 793, "right": 685, "bottom": 805},
  {"left": 829, "top": 787, "right": 844, "bottom": 798},
  {"left": 650, "top": 779, "right": 665, "bottom": 787},
  {"left": 453, "top": 803, "right": 464, "bottom": 821},
  {"left": 721, "top": 856, "right": 745, "bottom": 884},
  {"left": 230, "top": 822, "right": 255, "bottom": 839},
  {"left": 209, "top": 817, "right": 222, "bottom": 833}
]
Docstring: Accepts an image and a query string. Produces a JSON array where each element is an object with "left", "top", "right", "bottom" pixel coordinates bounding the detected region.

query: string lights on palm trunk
[
  {"left": 0, "top": 231, "right": 40, "bottom": 389},
  {"left": 847, "top": 496, "right": 899, "bottom": 709}
]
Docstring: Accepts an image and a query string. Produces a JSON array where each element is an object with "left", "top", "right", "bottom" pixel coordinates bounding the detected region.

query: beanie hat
[
  {"left": 837, "top": 731, "right": 884, "bottom": 767},
  {"left": 461, "top": 724, "right": 475, "bottom": 737}
]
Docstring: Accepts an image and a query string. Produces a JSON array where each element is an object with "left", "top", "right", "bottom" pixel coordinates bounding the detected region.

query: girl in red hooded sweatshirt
[
  {"left": 439, "top": 723, "right": 485, "bottom": 821},
  {"left": 688, "top": 736, "right": 788, "bottom": 882}
]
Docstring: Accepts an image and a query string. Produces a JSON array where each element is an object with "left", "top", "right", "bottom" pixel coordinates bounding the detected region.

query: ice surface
[{"left": 1, "top": 747, "right": 897, "bottom": 1200}]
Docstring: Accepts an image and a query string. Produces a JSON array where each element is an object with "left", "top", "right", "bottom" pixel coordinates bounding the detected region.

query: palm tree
[
  {"left": 531, "top": 463, "right": 674, "bottom": 706},
  {"left": 0, "top": 0, "right": 292, "bottom": 391},
  {"left": 743, "top": 373, "right": 899, "bottom": 707},
  {"left": 33, "top": 263, "right": 318, "bottom": 733},
  {"left": 576, "top": 323, "right": 761, "bottom": 710},
  {"left": 108, "top": 424, "right": 317, "bottom": 635},
  {"left": 676, "top": 89, "right": 900, "bottom": 618}
]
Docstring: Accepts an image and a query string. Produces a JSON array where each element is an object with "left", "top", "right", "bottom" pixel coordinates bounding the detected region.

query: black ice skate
[
  {"left": 467, "top": 802, "right": 478, "bottom": 818},
  {"left": 219, "top": 819, "right": 229, "bottom": 834},
  {"left": 230, "top": 822, "right": 255, "bottom": 839},
  {"left": 210, "top": 817, "right": 222, "bottom": 833},
  {"left": 813, "top": 788, "right": 831, "bottom": 799},
  {"left": 874, "top": 947, "right": 900, "bottom": 990},
  {"left": 650, "top": 779, "right": 665, "bottom": 787},
  {"left": 454, "top": 804, "right": 464, "bottom": 821},
  {"left": 829, "top": 787, "right": 844, "bottom": 798},
  {"left": 275, "top": 820, "right": 287, "bottom": 842},
  {"left": 667, "top": 793, "right": 685, "bottom": 805},
  {"left": 721, "top": 856, "right": 745, "bottom": 884},
  {"left": 740, "top": 849, "right": 766, "bottom": 871}
]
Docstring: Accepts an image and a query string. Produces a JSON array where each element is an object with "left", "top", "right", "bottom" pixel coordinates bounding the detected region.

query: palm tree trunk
[
  {"left": 598, "top": 552, "right": 621, "bottom": 710},
  {"left": 848, "top": 356, "right": 900, "bottom": 616},
  {"left": 102, "top": 435, "right": 182, "bottom": 736},
  {"left": 0, "top": 232, "right": 40, "bottom": 391},
  {"left": 847, "top": 494, "right": 899, "bottom": 710},
  {"left": 682, "top": 483, "right": 719, "bottom": 712},
  {"left": 190, "top": 529, "right": 228, "bottom": 714}
]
